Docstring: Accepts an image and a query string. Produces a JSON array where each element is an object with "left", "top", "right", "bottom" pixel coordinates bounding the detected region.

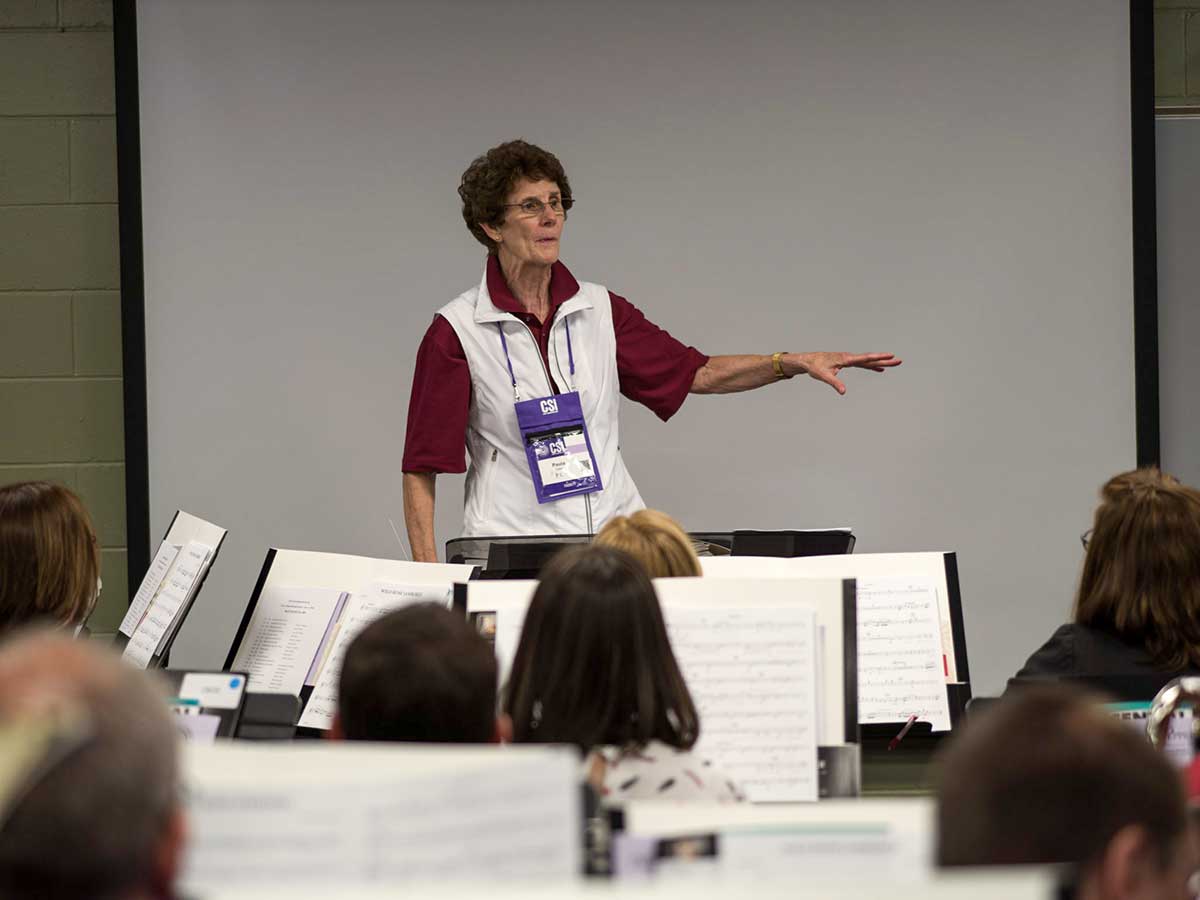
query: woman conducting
[{"left": 402, "top": 140, "right": 901, "bottom": 561}]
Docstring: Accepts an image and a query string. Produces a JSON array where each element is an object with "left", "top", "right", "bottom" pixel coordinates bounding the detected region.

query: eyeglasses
[
  {"left": 502, "top": 196, "right": 573, "bottom": 218},
  {"left": 1080, "top": 528, "right": 1093, "bottom": 549}
]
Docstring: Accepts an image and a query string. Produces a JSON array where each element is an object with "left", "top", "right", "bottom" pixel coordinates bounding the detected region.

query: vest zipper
[
  {"left": 549, "top": 320, "right": 594, "bottom": 536},
  {"left": 513, "top": 319, "right": 556, "bottom": 396},
  {"left": 514, "top": 314, "right": 595, "bottom": 536}
]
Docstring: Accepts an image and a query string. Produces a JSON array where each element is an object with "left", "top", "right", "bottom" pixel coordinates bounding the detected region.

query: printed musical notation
[
  {"left": 856, "top": 578, "right": 951, "bottom": 731},
  {"left": 298, "top": 581, "right": 453, "bottom": 730},
  {"left": 484, "top": 594, "right": 822, "bottom": 801},
  {"left": 661, "top": 606, "right": 819, "bottom": 802},
  {"left": 230, "top": 586, "right": 345, "bottom": 696},
  {"left": 180, "top": 744, "right": 580, "bottom": 890},
  {"left": 122, "top": 540, "right": 212, "bottom": 669},
  {"left": 120, "top": 540, "right": 180, "bottom": 637}
]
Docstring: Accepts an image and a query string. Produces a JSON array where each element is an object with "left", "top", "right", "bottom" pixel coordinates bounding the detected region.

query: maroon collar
[{"left": 485, "top": 254, "right": 581, "bottom": 319}]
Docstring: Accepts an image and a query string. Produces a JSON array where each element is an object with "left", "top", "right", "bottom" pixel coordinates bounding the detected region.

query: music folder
[{"left": 116, "top": 510, "right": 228, "bottom": 670}]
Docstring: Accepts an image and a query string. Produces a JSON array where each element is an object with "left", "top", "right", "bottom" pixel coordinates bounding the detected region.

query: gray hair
[{"left": 0, "top": 631, "right": 181, "bottom": 900}]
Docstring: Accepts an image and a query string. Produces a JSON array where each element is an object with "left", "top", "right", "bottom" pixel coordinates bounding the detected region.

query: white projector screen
[
  {"left": 1157, "top": 118, "right": 1200, "bottom": 490},
  {"left": 134, "top": 0, "right": 1136, "bottom": 694}
]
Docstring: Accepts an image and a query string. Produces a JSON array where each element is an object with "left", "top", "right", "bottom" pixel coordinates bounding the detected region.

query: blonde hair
[
  {"left": 0, "top": 482, "right": 100, "bottom": 633},
  {"left": 594, "top": 509, "right": 701, "bottom": 579},
  {"left": 1074, "top": 468, "right": 1200, "bottom": 670}
]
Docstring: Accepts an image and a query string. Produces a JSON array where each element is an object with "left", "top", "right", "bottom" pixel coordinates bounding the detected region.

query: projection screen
[{"left": 132, "top": 0, "right": 1136, "bottom": 694}]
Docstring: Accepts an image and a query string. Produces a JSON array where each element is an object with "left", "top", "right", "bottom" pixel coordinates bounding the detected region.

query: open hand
[{"left": 791, "top": 352, "right": 902, "bottom": 395}]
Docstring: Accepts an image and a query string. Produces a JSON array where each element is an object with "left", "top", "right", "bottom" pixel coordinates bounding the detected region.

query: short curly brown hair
[{"left": 458, "top": 140, "right": 573, "bottom": 253}]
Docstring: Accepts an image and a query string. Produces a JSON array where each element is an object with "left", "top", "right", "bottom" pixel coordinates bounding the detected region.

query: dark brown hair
[
  {"left": 0, "top": 482, "right": 100, "bottom": 634},
  {"left": 936, "top": 686, "right": 1185, "bottom": 869},
  {"left": 503, "top": 545, "right": 699, "bottom": 750},
  {"left": 458, "top": 139, "right": 573, "bottom": 252},
  {"left": 1074, "top": 468, "right": 1200, "bottom": 670},
  {"left": 338, "top": 602, "right": 498, "bottom": 743}
]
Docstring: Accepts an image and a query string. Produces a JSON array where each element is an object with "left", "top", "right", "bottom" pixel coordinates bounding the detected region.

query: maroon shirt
[{"left": 402, "top": 256, "right": 709, "bottom": 474}]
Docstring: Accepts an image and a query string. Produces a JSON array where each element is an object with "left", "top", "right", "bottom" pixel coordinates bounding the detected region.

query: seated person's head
[
  {"left": 504, "top": 544, "right": 699, "bottom": 750},
  {"left": 1076, "top": 468, "right": 1200, "bottom": 670},
  {"left": 594, "top": 509, "right": 701, "bottom": 578},
  {"left": 0, "top": 481, "right": 101, "bottom": 635},
  {"left": 335, "top": 602, "right": 505, "bottom": 743},
  {"left": 937, "top": 686, "right": 1192, "bottom": 899},
  {"left": 0, "top": 631, "right": 184, "bottom": 900}
]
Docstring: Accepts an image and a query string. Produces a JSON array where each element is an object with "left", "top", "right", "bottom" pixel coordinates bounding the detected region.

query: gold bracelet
[{"left": 772, "top": 352, "right": 789, "bottom": 379}]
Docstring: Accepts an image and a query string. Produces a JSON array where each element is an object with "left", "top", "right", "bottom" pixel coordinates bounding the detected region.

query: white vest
[{"left": 438, "top": 268, "right": 646, "bottom": 537}]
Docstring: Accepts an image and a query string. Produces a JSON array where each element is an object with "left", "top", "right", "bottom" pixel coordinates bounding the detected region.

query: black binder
[{"left": 731, "top": 529, "right": 855, "bottom": 557}]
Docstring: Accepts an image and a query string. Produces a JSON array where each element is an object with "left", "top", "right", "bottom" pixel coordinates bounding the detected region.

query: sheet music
[
  {"left": 660, "top": 605, "right": 819, "bottom": 802},
  {"left": 297, "top": 581, "right": 454, "bottom": 730},
  {"left": 229, "top": 586, "right": 344, "bottom": 695},
  {"left": 122, "top": 541, "right": 212, "bottom": 669},
  {"left": 492, "top": 613, "right": 525, "bottom": 686},
  {"left": 1109, "top": 703, "right": 1196, "bottom": 769},
  {"left": 180, "top": 743, "right": 581, "bottom": 890},
  {"left": 857, "top": 577, "right": 951, "bottom": 731},
  {"left": 154, "top": 541, "right": 214, "bottom": 655},
  {"left": 304, "top": 592, "right": 350, "bottom": 686},
  {"left": 119, "top": 540, "right": 180, "bottom": 636}
]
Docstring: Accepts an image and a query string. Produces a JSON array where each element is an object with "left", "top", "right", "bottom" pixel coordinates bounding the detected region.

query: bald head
[{"left": 0, "top": 631, "right": 184, "bottom": 900}]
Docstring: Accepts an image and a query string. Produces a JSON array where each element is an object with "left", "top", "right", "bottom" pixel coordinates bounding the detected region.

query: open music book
[
  {"left": 460, "top": 575, "right": 855, "bottom": 802},
  {"left": 701, "top": 553, "right": 967, "bottom": 731},
  {"left": 180, "top": 742, "right": 581, "bottom": 892},
  {"left": 225, "top": 550, "right": 475, "bottom": 729},
  {"left": 119, "top": 511, "right": 227, "bottom": 669}
]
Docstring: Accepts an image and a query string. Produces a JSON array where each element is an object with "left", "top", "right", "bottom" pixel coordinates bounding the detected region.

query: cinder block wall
[
  {"left": 0, "top": 0, "right": 126, "bottom": 636},
  {"left": 1157, "top": 0, "right": 1200, "bottom": 107}
]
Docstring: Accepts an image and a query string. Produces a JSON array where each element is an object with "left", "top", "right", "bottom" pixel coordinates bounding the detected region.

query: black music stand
[{"left": 731, "top": 529, "right": 855, "bottom": 557}]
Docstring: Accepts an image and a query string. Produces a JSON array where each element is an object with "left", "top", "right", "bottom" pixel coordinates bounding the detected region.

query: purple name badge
[{"left": 514, "top": 391, "right": 603, "bottom": 504}]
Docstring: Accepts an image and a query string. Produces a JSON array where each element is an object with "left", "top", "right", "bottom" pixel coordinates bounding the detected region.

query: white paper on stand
[
  {"left": 857, "top": 577, "right": 951, "bottom": 731},
  {"left": 298, "top": 581, "right": 454, "bottom": 730},
  {"left": 175, "top": 712, "right": 221, "bottom": 744},
  {"left": 660, "top": 605, "right": 820, "bottom": 802},
  {"left": 622, "top": 798, "right": 936, "bottom": 882},
  {"left": 229, "top": 586, "right": 344, "bottom": 695},
  {"left": 1109, "top": 703, "right": 1196, "bottom": 769},
  {"left": 122, "top": 541, "right": 212, "bottom": 669},
  {"left": 470, "top": 581, "right": 824, "bottom": 801},
  {"left": 180, "top": 742, "right": 581, "bottom": 890},
  {"left": 492, "top": 612, "right": 525, "bottom": 686},
  {"left": 155, "top": 541, "right": 214, "bottom": 655},
  {"left": 119, "top": 540, "right": 180, "bottom": 636}
]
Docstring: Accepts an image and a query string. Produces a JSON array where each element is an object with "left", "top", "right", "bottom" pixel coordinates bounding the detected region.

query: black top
[{"left": 1009, "top": 623, "right": 1197, "bottom": 691}]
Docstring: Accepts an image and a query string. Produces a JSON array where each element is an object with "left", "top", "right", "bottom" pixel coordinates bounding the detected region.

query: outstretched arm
[{"left": 690, "top": 352, "right": 901, "bottom": 396}]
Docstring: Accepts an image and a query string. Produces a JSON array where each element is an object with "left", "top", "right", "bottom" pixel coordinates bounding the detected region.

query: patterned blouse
[{"left": 586, "top": 740, "right": 746, "bottom": 804}]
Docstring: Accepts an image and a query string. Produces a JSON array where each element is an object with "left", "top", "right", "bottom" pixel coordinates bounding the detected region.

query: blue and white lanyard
[{"left": 497, "top": 316, "right": 576, "bottom": 402}]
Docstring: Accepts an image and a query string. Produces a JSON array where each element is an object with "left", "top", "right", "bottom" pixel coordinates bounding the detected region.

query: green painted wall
[{"left": 0, "top": 0, "right": 126, "bottom": 636}]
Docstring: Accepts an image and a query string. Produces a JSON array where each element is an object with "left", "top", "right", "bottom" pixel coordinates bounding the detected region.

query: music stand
[{"left": 731, "top": 529, "right": 855, "bottom": 557}]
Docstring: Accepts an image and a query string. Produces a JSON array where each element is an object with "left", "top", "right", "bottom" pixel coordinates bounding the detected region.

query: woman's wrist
[{"left": 774, "top": 352, "right": 800, "bottom": 379}]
